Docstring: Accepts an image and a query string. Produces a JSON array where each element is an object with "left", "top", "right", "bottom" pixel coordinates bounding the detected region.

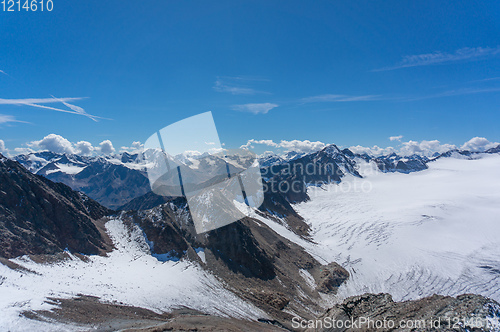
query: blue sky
[{"left": 1, "top": 0, "right": 499, "bottom": 155}]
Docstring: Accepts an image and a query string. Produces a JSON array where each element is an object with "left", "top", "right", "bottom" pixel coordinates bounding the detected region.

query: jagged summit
[
  {"left": 486, "top": 144, "right": 500, "bottom": 154},
  {"left": 320, "top": 143, "right": 342, "bottom": 157},
  {"left": 10, "top": 144, "right": 499, "bottom": 210}
]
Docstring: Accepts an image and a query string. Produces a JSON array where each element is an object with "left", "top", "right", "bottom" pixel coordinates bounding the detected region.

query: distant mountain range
[
  {"left": 2, "top": 144, "right": 500, "bottom": 330},
  {"left": 14, "top": 152, "right": 150, "bottom": 209},
  {"left": 12, "top": 143, "right": 500, "bottom": 210}
]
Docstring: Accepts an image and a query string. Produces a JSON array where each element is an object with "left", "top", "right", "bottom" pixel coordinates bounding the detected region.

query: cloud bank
[
  {"left": 29, "top": 134, "right": 76, "bottom": 154},
  {"left": 75, "top": 141, "right": 94, "bottom": 156},
  {"left": 241, "top": 137, "right": 499, "bottom": 158},
  {"left": 348, "top": 145, "right": 396, "bottom": 157},
  {"left": 0, "top": 140, "right": 7, "bottom": 155},
  {"left": 10, "top": 134, "right": 132, "bottom": 156},
  {"left": 241, "top": 139, "right": 326, "bottom": 154},
  {"left": 461, "top": 137, "right": 499, "bottom": 152},
  {"left": 99, "top": 140, "right": 115, "bottom": 155},
  {"left": 399, "top": 140, "right": 457, "bottom": 157},
  {"left": 6, "top": 134, "right": 500, "bottom": 160},
  {"left": 120, "top": 141, "right": 144, "bottom": 153}
]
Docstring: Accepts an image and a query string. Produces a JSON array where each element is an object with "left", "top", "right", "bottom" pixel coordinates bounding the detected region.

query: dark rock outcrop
[
  {"left": 310, "top": 293, "right": 500, "bottom": 331},
  {"left": 119, "top": 180, "right": 312, "bottom": 239},
  {"left": 257, "top": 186, "right": 311, "bottom": 238},
  {"left": 373, "top": 153, "right": 428, "bottom": 174},
  {"left": 118, "top": 191, "right": 170, "bottom": 211},
  {"left": 118, "top": 200, "right": 348, "bottom": 328},
  {"left": 262, "top": 144, "right": 361, "bottom": 204},
  {"left": 486, "top": 144, "right": 500, "bottom": 154},
  {"left": 44, "top": 161, "right": 151, "bottom": 210},
  {"left": 0, "top": 154, "right": 112, "bottom": 258},
  {"left": 14, "top": 152, "right": 151, "bottom": 209}
]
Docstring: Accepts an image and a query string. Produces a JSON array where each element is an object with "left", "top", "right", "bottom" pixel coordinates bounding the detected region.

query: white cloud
[
  {"left": 13, "top": 147, "right": 35, "bottom": 155},
  {"left": 350, "top": 140, "right": 458, "bottom": 157},
  {"left": 0, "top": 139, "right": 7, "bottom": 156},
  {"left": 302, "top": 94, "right": 381, "bottom": 102},
  {"left": 120, "top": 141, "right": 143, "bottom": 153},
  {"left": 75, "top": 141, "right": 94, "bottom": 156},
  {"left": 406, "top": 87, "right": 500, "bottom": 102},
  {"left": 240, "top": 139, "right": 278, "bottom": 149},
  {"left": 351, "top": 137, "right": 500, "bottom": 157},
  {"left": 213, "top": 76, "right": 269, "bottom": 95},
  {"left": 0, "top": 96, "right": 106, "bottom": 121},
  {"left": 241, "top": 139, "right": 325, "bottom": 154},
  {"left": 99, "top": 140, "right": 115, "bottom": 155},
  {"left": 389, "top": 135, "right": 403, "bottom": 141},
  {"left": 12, "top": 135, "right": 119, "bottom": 156},
  {"left": 214, "top": 80, "right": 256, "bottom": 95},
  {"left": 349, "top": 145, "right": 396, "bottom": 157},
  {"left": 0, "top": 97, "right": 83, "bottom": 105},
  {"left": 29, "top": 134, "right": 76, "bottom": 154},
  {"left": 399, "top": 140, "right": 457, "bottom": 157},
  {"left": 0, "top": 114, "right": 24, "bottom": 124},
  {"left": 461, "top": 137, "right": 499, "bottom": 152},
  {"left": 278, "top": 140, "right": 325, "bottom": 153},
  {"left": 232, "top": 103, "right": 278, "bottom": 115},
  {"left": 374, "top": 46, "right": 500, "bottom": 71}
]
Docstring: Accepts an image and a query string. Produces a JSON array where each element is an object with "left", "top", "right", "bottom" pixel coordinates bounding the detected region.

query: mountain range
[
  {"left": 2, "top": 143, "right": 500, "bottom": 330},
  {"left": 15, "top": 143, "right": 497, "bottom": 210}
]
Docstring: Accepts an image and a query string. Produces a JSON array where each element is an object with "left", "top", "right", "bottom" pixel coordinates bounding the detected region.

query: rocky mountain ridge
[
  {"left": 2, "top": 150, "right": 500, "bottom": 330},
  {"left": 0, "top": 153, "right": 112, "bottom": 258},
  {"left": 12, "top": 143, "right": 500, "bottom": 209}
]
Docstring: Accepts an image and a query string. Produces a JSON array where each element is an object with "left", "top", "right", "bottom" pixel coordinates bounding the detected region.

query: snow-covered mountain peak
[
  {"left": 321, "top": 144, "right": 342, "bottom": 157},
  {"left": 258, "top": 151, "right": 284, "bottom": 167}
]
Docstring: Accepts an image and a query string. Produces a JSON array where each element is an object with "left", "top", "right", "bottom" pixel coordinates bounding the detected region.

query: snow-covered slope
[
  {"left": 292, "top": 154, "right": 500, "bottom": 303},
  {"left": 0, "top": 219, "right": 266, "bottom": 331}
]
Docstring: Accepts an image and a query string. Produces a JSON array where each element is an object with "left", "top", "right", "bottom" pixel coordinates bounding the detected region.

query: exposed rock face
[
  {"left": 257, "top": 186, "right": 312, "bottom": 239},
  {"left": 259, "top": 152, "right": 286, "bottom": 168},
  {"left": 316, "top": 262, "right": 350, "bottom": 294},
  {"left": 118, "top": 191, "right": 170, "bottom": 211},
  {"left": 43, "top": 161, "right": 151, "bottom": 210},
  {"left": 428, "top": 149, "right": 477, "bottom": 162},
  {"left": 119, "top": 178, "right": 312, "bottom": 239},
  {"left": 373, "top": 153, "right": 429, "bottom": 173},
  {"left": 14, "top": 152, "right": 151, "bottom": 209},
  {"left": 118, "top": 200, "right": 349, "bottom": 328},
  {"left": 431, "top": 145, "right": 500, "bottom": 161},
  {"left": 262, "top": 144, "right": 362, "bottom": 203},
  {"left": 0, "top": 154, "right": 112, "bottom": 258},
  {"left": 309, "top": 293, "right": 500, "bottom": 331},
  {"left": 486, "top": 144, "right": 500, "bottom": 154},
  {"left": 25, "top": 295, "right": 285, "bottom": 332}
]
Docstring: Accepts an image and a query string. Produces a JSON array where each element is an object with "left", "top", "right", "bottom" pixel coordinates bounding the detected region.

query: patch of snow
[
  {"left": 299, "top": 269, "right": 316, "bottom": 290},
  {"left": 45, "top": 163, "right": 86, "bottom": 175},
  {"left": 195, "top": 248, "right": 206, "bottom": 264},
  {"left": 0, "top": 219, "right": 267, "bottom": 331},
  {"left": 293, "top": 154, "right": 500, "bottom": 303}
]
